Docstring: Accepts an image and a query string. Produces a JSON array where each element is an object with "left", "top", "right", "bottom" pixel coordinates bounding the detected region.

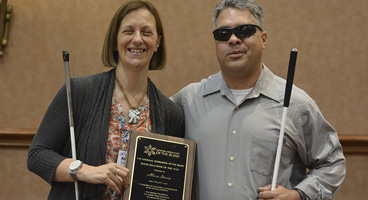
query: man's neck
[{"left": 222, "top": 65, "right": 263, "bottom": 89}]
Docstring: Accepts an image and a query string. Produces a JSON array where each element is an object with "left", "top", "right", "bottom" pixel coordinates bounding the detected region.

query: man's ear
[{"left": 261, "top": 31, "right": 267, "bottom": 49}]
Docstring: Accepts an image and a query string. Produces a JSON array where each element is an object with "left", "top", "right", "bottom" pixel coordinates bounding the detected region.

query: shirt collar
[
  {"left": 252, "top": 65, "right": 280, "bottom": 103},
  {"left": 202, "top": 65, "right": 280, "bottom": 103},
  {"left": 202, "top": 71, "right": 229, "bottom": 96}
]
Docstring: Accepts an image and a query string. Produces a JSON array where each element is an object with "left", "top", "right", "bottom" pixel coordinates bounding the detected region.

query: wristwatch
[
  {"left": 69, "top": 160, "right": 83, "bottom": 181},
  {"left": 295, "top": 188, "right": 310, "bottom": 200}
]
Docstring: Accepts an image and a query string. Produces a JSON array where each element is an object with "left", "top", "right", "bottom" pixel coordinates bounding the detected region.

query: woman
[{"left": 27, "top": 1, "right": 184, "bottom": 199}]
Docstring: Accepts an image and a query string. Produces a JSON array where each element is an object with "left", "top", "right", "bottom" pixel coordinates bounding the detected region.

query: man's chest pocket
[
  {"left": 250, "top": 133, "right": 296, "bottom": 177},
  {"left": 250, "top": 134, "right": 279, "bottom": 176}
]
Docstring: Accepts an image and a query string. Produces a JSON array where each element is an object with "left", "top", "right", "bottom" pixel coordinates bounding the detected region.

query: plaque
[{"left": 123, "top": 130, "right": 196, "bottom": 200}]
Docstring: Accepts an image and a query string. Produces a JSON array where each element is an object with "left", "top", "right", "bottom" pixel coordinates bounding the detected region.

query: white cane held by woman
[
  {"left": 271, "top": 48, "right": 298, "bottom": 191},
  {"left": 63, "top": 51, "right": 79, "bottom": 200}
]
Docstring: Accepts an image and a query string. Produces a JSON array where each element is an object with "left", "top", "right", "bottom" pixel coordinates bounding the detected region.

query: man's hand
[{"left": 258, "top": 184, "right": 301, "bottom": 200}]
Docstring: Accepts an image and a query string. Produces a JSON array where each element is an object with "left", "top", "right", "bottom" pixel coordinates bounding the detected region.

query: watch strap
[
  {"left": 70, "top": 173, "right": 78, "bottom": 181},
  {"left": 69, "top": 160, "right": 83, "bottom": 181},
  {"left": 295, "top": 188, "right": 309, "bottom": 200}
]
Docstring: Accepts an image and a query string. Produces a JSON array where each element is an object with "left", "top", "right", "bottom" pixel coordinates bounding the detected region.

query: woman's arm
[{"left": 53, "top": 158, "right": 130, "bottom": 195}]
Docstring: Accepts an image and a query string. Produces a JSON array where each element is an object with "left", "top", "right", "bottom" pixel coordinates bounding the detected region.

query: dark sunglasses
[{"left": 212, "top": 24, "right": 263, "bottom": 41}]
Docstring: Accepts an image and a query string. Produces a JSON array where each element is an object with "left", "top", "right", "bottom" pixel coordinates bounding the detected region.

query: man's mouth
[
  {"left": 228, "top": 50, "right": 245, "bottom": 58},
  {"left": 230, "top": 50, "right": 244, "bottom": 55}
]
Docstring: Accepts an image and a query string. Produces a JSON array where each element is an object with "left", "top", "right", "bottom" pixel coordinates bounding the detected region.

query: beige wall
[{"left": 0, "top": 0, "right": 367, "bottom": 199}]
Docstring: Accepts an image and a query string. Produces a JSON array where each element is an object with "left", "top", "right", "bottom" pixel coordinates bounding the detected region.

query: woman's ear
[{"left": 154, "top": 36, "right": 161, "bottom": 52}]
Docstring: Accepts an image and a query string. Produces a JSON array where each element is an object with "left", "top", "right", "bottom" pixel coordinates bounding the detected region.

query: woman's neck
[
  {"left": 115, "top": 64, "right": 148, "bottom": 96},
  {"left": 114, "top": 64, "right": 149, "bottom": 121}
]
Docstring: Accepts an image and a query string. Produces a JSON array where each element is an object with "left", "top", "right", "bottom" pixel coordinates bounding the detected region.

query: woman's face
[{"left": 116, "top": 8, "right": 160, "bottom": 70}]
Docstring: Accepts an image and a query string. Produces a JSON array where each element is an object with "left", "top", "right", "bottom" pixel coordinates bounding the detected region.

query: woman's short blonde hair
[{"left": 102, "top": 0, "right": 166, "bottom": 70}]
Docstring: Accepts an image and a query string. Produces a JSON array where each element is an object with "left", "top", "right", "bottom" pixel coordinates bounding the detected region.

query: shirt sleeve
[
  {"left": 170, "top": 87, "right": 185, "bottom": 107},
  {"left": 294, "top": 100, "right": 346, "bottom": 200},
  {"left": 27, "top": 85, "right": 71, "bottom": 185}
]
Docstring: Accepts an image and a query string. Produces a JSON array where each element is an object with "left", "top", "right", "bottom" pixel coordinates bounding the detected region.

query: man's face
[{"left": 215, "top": 8, "right": 267, "bottom": 80}]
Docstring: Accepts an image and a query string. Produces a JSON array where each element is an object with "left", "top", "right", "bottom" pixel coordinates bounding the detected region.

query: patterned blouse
[{"left": 104, "top": 98, "right": 151, "bottom": 199}]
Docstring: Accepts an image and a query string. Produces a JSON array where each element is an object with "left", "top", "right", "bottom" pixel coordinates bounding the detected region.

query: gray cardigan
[{"left": 27, "top": 69, "right": 185, "bottom": 199}]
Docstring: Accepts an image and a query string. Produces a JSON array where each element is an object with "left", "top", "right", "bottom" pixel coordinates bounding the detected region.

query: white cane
[
  {"left": 271, "top": 48, "right": 298, "bottom": 191},
  {"left": 63, "top": 51, "right": 79, "bottom": 200}
]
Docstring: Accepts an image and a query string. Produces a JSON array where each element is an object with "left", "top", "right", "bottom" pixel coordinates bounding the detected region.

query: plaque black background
[{"left": 130, "top": 137, "right": 188, "bottom": 199}]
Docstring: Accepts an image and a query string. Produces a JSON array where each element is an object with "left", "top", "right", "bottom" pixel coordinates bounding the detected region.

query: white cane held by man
[{"left": 271, "top": 48, "right": 298, "bottom": 191}]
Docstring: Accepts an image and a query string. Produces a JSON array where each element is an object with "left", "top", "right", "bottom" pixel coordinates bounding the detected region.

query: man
[{"left": 171, "top": 0, "right": 346, "bottom": 199}]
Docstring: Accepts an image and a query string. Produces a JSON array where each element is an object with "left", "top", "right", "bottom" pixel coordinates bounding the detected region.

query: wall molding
[
  {"left": 1, "top": 128, "right": 368, "bottom": 154},
  {"left": 0, "top": 128, "right": 36, "bottom": 148},
  {"left": 338, "top": 134, "right": 368, "bottom": 154}
]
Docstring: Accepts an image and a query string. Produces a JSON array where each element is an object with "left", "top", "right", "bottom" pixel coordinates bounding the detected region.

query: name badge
[{"left": 117, "top": 150, "right": 127, "bottom": 167}]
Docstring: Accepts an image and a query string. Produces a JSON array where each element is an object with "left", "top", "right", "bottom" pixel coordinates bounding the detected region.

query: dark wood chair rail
[{"left": 1, "top": 128, "right": 367, "bottom": 154}]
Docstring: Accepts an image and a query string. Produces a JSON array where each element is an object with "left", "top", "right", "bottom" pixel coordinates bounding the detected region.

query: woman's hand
[
  {"left": 78, "top": 163, "right": 130, "bottom": 195},
  {"left": 53, "top": 159, "right": 130, "bottom": 195}
]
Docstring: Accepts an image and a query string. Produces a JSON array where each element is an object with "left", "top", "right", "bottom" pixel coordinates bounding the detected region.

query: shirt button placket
[
  {"left": 225, "top": 107, "right": 239, "bottom": 199},
  {"left": 225, "top": 128, "right": 237, "bottom": 197}
]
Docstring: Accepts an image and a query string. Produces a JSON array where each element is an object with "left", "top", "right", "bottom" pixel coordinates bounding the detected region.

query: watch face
[{"left": 70, "top": 160, "right": 82, "bottom": 170}]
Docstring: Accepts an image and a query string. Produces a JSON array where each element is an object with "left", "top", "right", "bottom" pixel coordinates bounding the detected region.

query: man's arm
[
  {"left": 170, "top": 87, "right": 184, "bottom": 105},
  {"left": 258, "top": 100, "right": 345, "bottom": 200},
  {"left": 293, "top": 100, "right": 346, "bottom": 199}
]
